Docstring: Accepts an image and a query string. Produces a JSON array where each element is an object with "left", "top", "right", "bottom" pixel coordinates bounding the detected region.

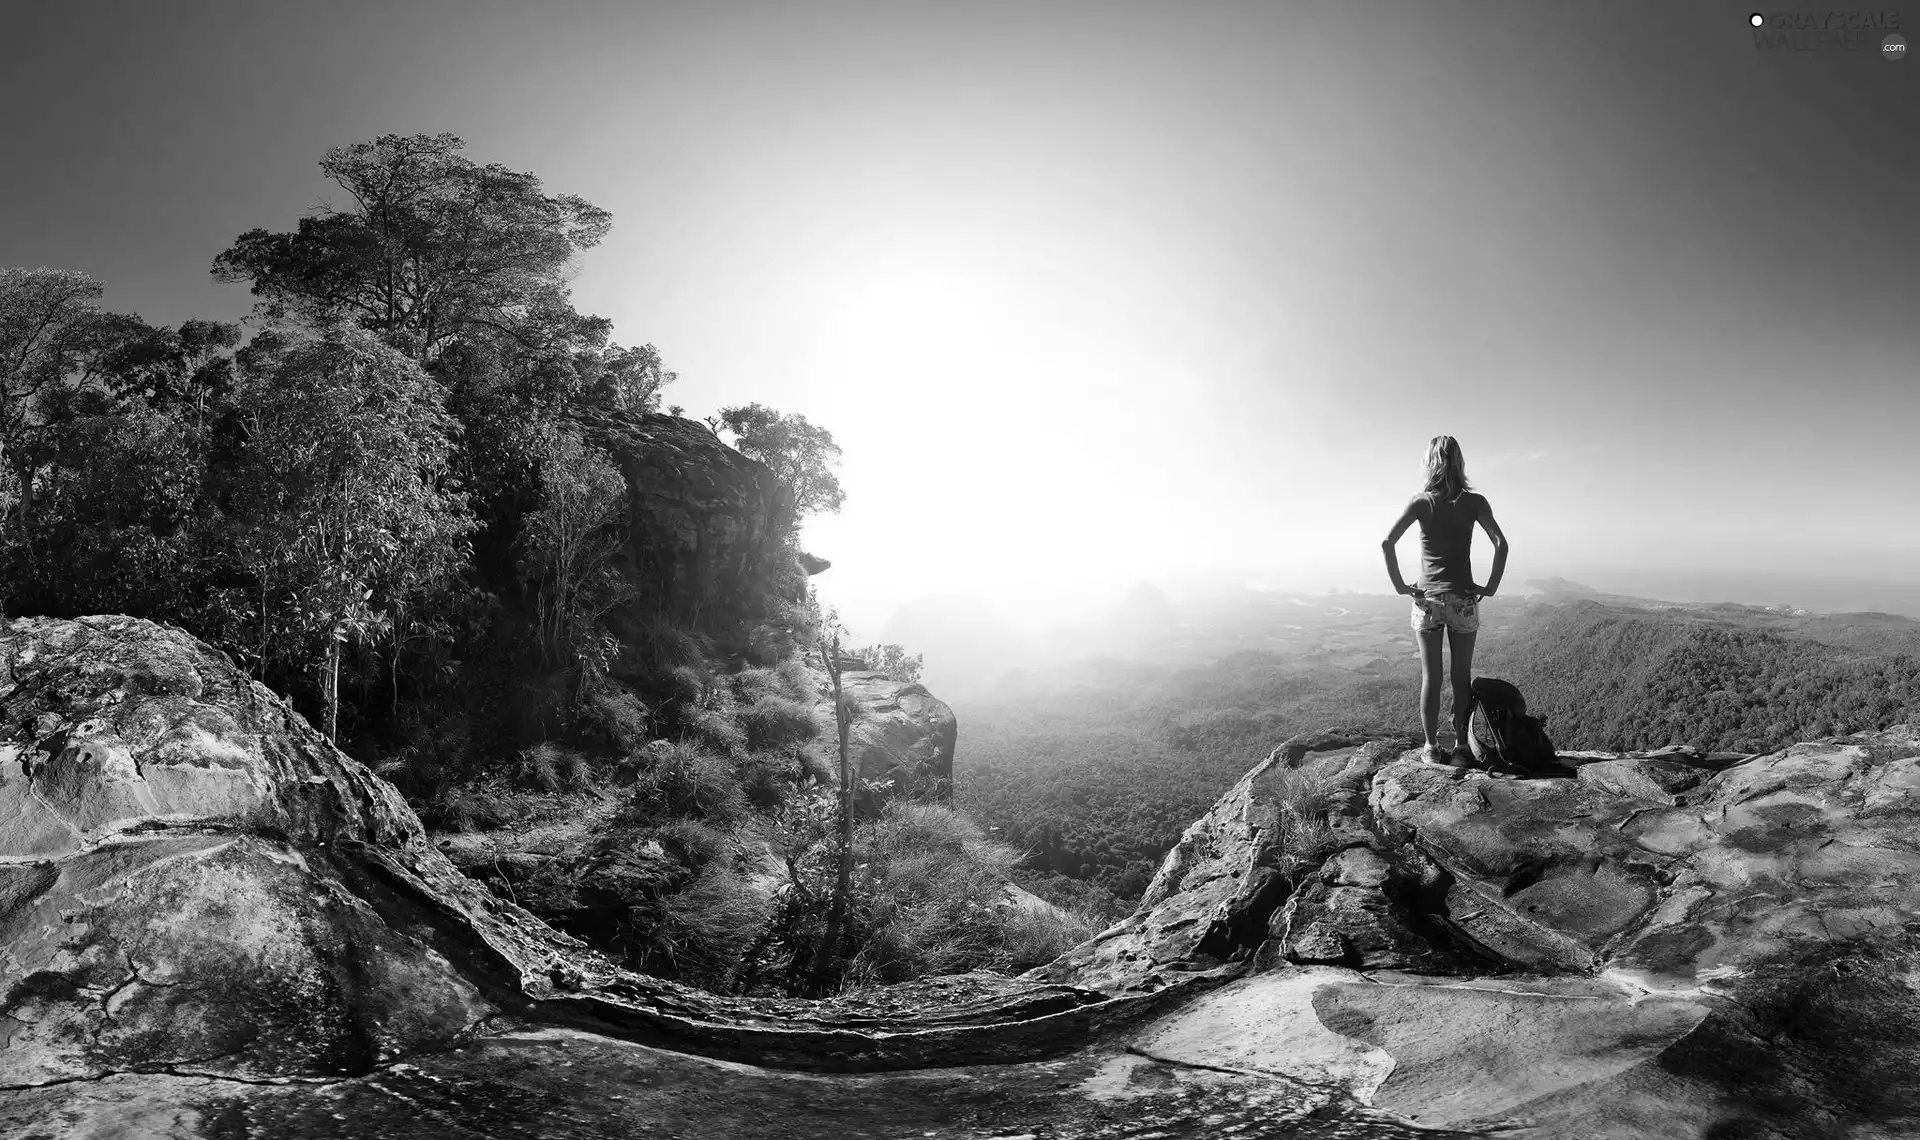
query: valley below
[{"left": 948, "top": 586, "right": 1920, "bottom": 909}]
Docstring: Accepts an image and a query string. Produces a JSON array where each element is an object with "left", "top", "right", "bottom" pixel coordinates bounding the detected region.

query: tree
[
  {"left": 212, "top": 132, "right": 612, "bottom": 363},
  {"left": 95, "top": 318, "right": 241, "bottom": 431},
  {"left": 850, "top": 643, "right": 924, "bottom": 685},
  {"left": 0, "top": 292, "right": 253, "bottom": 627},
  {"left": 577, "top": 341, "right": 675, "bottom": 415},
  {"left": 717, "top": 403, "right": 846, "bottom": 520},
  {"left": 806, "top": 623, "right": 859, "bottom": 995},
  {"left": 0, "top": 268, "right": 142, "bottom": 526},
  {"left": 222, "top": 327, "right": 473, "bottom": 741},
  {"left": 517, "top": 427, "right": 630, "bottom": 667},
  {"left": 8, "top": 397, "right": 203, "bottom": 619}
]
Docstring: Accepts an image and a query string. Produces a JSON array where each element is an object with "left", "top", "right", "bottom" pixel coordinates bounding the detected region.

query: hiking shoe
[
  {"left": 1417, "top": 745, "right": 1450, "bottom": 767},
  {"left": 1450, "top": 745, "right": 1477, "bottom": 769}
]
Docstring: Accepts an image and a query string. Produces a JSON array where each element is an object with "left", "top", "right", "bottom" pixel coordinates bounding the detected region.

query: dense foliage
[
  {"left": 0, "top": 134, "right": 789, "bottom": 779},
  {"left": 1478, "top": 602, "right": 1920, "bottom": 752},
  {"left": 0, "top": 131, "right": 1093, "bottom": 998}
]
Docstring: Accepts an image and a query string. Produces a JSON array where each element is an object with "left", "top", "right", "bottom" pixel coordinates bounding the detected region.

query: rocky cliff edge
[{"left": 4, "top": 615, "right": 1918, "bottom": 1138}]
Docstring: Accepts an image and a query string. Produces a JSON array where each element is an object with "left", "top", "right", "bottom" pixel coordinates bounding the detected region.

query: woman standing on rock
[{"left": 1381, "top": 435, "right": 1508, "bottom": 766}]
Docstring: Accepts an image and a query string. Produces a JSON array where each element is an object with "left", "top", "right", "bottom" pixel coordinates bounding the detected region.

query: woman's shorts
[{"left": 1411, "top": 591, "right": 1480, "bottom": 635}]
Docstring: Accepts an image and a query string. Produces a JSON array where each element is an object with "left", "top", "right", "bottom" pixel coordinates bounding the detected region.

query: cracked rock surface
[
  {"left": 0, "top": 617, "right": 1135, "bottom": 1087},
  {"left": 5, "top": 616, "right": 1920, "bottom": 1138}
]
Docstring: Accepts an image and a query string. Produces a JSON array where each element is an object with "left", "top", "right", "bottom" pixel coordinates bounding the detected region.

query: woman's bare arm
[
  {"left": 1476, "top": 496, "right": 1509, "bottom": 596},
  {"left": 1381, "top": 497, "right": 1425, "bottom": 596}
]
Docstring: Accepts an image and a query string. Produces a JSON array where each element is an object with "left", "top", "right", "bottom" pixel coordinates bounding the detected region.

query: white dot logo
[
  {"left": 1749, "top": 12, "right": 1764, "bottom": 27},
  {"left": 1885, "top": 33, "right": 1908, "bottom": 60}
]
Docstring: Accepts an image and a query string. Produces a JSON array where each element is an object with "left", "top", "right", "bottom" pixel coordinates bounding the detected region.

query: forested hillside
[
  {"left": 1479, "top": 602, "right": 1920, "bottom": 752},
  {"left": 0, "top": 132, "right": 1090, "bottom": 996},
  {"left": 958, "top": 596, "right": 1920, "bottom": 904}
]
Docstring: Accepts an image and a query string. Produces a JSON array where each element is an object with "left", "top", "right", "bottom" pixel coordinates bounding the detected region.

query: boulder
[
  {"left": 802, "top": 660, "right": 957, "bottom": 812},
  {"left": 1027, "top": 733, "right": 1396, "bottom": 991},
  {"left": 572, "top": 409, "right": 797, "bottom": 632},
  {"left": 0, "top": 616, "right": 495, "bottom": 1084}
]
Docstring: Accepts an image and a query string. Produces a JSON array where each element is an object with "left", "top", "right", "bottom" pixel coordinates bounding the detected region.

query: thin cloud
[{"left": 1477, "top": 449, "right": 1552, "bottom": 470}]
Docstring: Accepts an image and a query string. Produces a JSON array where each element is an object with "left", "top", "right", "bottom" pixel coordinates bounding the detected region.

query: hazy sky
[{"left": 4, "top": 1, "right": 1915, "bottom": 634}]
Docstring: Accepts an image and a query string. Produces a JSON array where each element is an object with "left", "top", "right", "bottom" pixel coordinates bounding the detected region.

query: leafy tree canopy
[
  {"left": 0, "top": 268, "right": 197, "bottom": 523},
  {"left": 221, "top": 325, "right": 475, "bottom": 736},
  {"left": 718, "top": 403, "right": 846, "bottom": 520},
  {"left": 212, "top": 132, "right": 612, "bottom": 362}
]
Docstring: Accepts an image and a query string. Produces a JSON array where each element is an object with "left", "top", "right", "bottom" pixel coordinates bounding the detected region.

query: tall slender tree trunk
[
  {"left": 390, "top": 600, "right": 406, "bottom": 717},
  {"left": 323, "top": 633, "right": 340, "bottom": 744},
  {"left": 809, "top": 637, "right": 855, "bottom": 995},
  {"left": 258, "top": 575, "right": 270, "bottom": 681}
]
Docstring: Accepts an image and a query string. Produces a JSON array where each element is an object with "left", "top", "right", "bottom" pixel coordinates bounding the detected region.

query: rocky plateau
[{"left": 4, "top": 615, "right": 1918, "bottom": 1138}]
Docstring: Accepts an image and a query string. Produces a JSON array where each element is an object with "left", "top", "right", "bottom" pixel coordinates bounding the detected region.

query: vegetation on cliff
[{"left": 0, "top": 132, "right": 1088, "bottom": 996}]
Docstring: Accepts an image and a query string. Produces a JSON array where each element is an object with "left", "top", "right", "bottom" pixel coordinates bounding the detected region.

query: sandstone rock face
[
  {"left": 1371, "top": 728, "right": 1920, "bottom": 988},
  {"left": 1030, "top": 732, "right": 1483, "bottom": 994},
  {"left": 0, "top": 617, "right": 1121, "bottom": 1092},
  {"left": 1035, "top": 726, "right": 1920, "bottom": 1137},
  {"left": 572, "top": 409, "right": 796, "bottom": 631},
  {"left": 803, "top": 660, "right": 957, "bottom": 812},
  {"left": 0, "top": 617, "right": 494, "bottom": 1084},
  {"left": 9, "top": 614, "right": 1920, "bottom": 1138}
]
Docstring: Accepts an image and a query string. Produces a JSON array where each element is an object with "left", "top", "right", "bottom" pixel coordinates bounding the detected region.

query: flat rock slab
[
  {"left": 1122, "top": 967, "right": 1911, "bottom": 1139},
  {"left": 1370, "top": 730, "right": 1920, "bottom": 982},
  {"left": 1129, "top": 969, "right": 1716, "bottom": 1132},
  {"left": 1311, "top": 979, "right": 1707, "bottom": 1130},
  {"left": 0, "top": 1024, "right": 1475, "bottom": 1140}
]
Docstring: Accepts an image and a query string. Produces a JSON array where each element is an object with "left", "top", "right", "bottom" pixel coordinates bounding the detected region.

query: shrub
[
  {"left": 427, "top": 778, "right": 534, "bottom": 832},
  {"left": 997, "top": 903, "right": 1099, "bottom": 972},
  {"left": 622, "top": 740, "right": 748, "bottom": 826},
  {"left": 517, "top": 741, "right": 594, "bottom": 792},
  {"left": 630, "top": 612, "right": 713, "bottom": 681},
  {"left": 850, "top": 643, "right": 924, "bottom": 685},
  {"left": 666, "top": 664, "right": 708, "bottom": 705},
  {"left": 846, "top": 888, "right": 1001, "bottom": 986},
  {"left": 683, "top": 702, "right": 749, "bottom": 758},
  {"left": 730, "top": 666, "right": 783, "bottom": 705},
  {"left": 655, "top": 818, "right": 731, "bottom": 874},
  {"left": 579, "top": 684, "right": 652, "bottom": 756},
  {"left": 774, "top": 656, "right": 814, "bottom": 701},
  {"left": 741, "top": 693, "right": 821, "bottom": 752},
  {"left": 735, "top": 753, "right": 793, "bottom": 811},
  {"left": 1271, "top": 765, "right": 1341, "bottom": 867},
  {"left": 840, "top": 803, "right": 1027, "bottom": 987},
  {"left": 652, "top": 866, "right": 776, "bottom": 990}
]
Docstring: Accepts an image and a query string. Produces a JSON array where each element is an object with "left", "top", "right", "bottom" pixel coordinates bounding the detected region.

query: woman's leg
[
  {"left": 1418, "top": 627, "right": 1445, "bottom": 748},
  {"left": 1447, "top": 627, "right": 1477, "bottom": 747}
]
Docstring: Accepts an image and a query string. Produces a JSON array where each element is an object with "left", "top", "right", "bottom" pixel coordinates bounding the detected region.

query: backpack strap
[{"left": 1486, "top": 700, "right": 1516, "bottom": 770}]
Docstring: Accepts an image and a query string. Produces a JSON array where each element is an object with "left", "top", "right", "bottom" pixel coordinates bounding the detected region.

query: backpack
[{"left": 1465, "top": 677, "right": 1564, "bottom": 777}]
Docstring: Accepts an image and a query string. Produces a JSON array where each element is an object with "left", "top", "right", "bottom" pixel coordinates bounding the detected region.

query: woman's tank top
[{"left": 1418, "top": 491, "right": 1477, "bottom": 595}]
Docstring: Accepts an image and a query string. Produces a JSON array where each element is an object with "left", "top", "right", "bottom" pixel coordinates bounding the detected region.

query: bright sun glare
[{"left": 798, "top": 253, "right": 1171, "bottom": 632}]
